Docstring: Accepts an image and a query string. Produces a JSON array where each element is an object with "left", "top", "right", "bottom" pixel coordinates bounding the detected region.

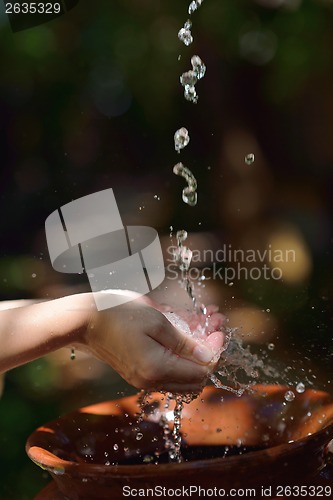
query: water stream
[{"left": 133, "top": 0, "right": 295, "bottom": 464}]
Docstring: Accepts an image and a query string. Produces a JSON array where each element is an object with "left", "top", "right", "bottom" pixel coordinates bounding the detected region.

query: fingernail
[{"left": 193, "top": 344, "right": 213, "bottom": 364}]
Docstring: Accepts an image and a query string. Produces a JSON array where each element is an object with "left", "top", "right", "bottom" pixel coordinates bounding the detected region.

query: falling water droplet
[
  {"left": 180, "top": 70, "right": 198, "bottom": 87},
  {"left": 113, "top": 444, "right": 119, "bottom": 451},
  {"left": 70, "top": 348, "right": 76, "bottom": 361},
  {"left": 32, "top": 273, "right": 37, "bottom": 278},
  {"left": 173, "top": 163, "right": 198, "bottom": 206},
  {"left": 296, "top": 382, "right": 305, "bottom": 393},
  {"left": 245, "top": 153, "right": 255, "bottom": 165},
  {"left": 174, "top": 127, "right": 190, "bottom": 152},
  {"left": 267, "top": 343, "right": 275, "bottom": 351},
  {"left": 178, "top": 21, "right": 193, "bottom": 46},
  {"left": 184, "top": 85, "right": 198, "bottom": 103},
  {"left": 136, "top": 433, "right": 143, "bottom": 441},
  {"left": 176, "top": 229, "right": 188, "bottom": 244},
  {"left": 191, "top": 55, "right": 206, "bottom": 79},
  {"left": 188, "top": 0, "right": 204, "bottom": 15},
  {"left": 179, "top": 57, "right": 206, "bottom": 104},
  {"left": 184, "top": 19, "right": 192, "bottom": 30},
  {"left": 182, "top": 187, "right": 197, "bottom": 206},
  {"left": 284, "top": 390, "right": 295, "bottom": 402},
  {"left": 179, "top": 246, "right": 192, "bottom": 271}
]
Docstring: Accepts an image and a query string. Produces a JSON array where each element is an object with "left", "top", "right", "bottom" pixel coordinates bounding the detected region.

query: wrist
[{"left": 60, "top": 293, "right": 96, "bottom": 347}]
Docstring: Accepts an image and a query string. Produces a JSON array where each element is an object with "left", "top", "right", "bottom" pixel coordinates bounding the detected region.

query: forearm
[
  {"left": 0, "top": 294, "right": 92, "bottom": 374},
  {"left": 0, "top": 299, "right": 44, "bottom": 311}
]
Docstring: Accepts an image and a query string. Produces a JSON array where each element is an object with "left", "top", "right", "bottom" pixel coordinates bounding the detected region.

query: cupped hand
[{"left": 82, "top": 295, "right": 225, "bottom": 393}]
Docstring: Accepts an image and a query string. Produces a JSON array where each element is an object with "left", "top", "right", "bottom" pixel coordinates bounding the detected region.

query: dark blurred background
[{"left": 0, "top": 0, "right": 333, "bottom": 497}]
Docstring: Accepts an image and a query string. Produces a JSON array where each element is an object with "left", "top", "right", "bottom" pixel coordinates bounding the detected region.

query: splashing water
[
  {"left": 136, "top": 388, "right": 198, "bottom": 463},
  {"left": 178, "top": 20, "right": 193, "bottom": 46},
  {"left": 155, "top": 227, "right": 211, "bottom": 462},
  {"left": 188, "top": 0, "right": 205, "bottom": 15},
  {"left": 158, "top": 391, "right": 199, "bottom": 462},
  {"left": 174, "top": 127, "right": 190, "bottom": 152},
  {"left": 173, "top": 162, "right": 198, "bottom": 206},
  {"left": 171, "top": 397, "right": 184, "bottom": 462},
  {"left": 168, "top": 193, "right": 281, "bottom": 457},
  {"left": 214, "top": 333, "right": 279, "bottom": 396},
  {"left": 173, "top": 229, "right": 207, "bottom": 319},
  {"left": 134, "top": 0, "right": 279, "bottom": 465},
  {"left": 180, "top": 70, "right": 198, "bottom": 87},
  {"left": 184, "top": 85, "right": 198, "bottom": 104},
  {"left": 191, "top": 55, "right": 206, "bottom": 79},
  {"left": 245, "top": 153, "right": 255, "bottom": 165},
  {"left": 296, "top": 382, "right": 305, "bottom": 393},
  {"left": 180, "top": 55, "right": 206, "bottom": 104},
  {"left": 159, "top": 396, "right": 174, "bottom": 459},
  {"left": 284, "top": 390, "right": 296, "bottom": 402}
]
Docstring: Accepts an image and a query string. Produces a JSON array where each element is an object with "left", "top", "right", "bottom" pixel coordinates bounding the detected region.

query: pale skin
[{"left": 0, "top": 292, "right": 225, "bottom": 393}]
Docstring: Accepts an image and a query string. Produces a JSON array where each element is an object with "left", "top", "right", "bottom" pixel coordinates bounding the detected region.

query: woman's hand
[
  {"left": 0, "top": 292, "right": 225, "bottom": 394},
  {"left": 82, "top": 296, "right": 225, "bottom": 393}
]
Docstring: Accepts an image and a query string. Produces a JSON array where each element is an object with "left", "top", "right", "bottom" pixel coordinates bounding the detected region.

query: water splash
[
  {"left": 170, "top": 397, "right": 183, "bottom": 462},
  {"left": 135, "top": 0, "right": 277, "bottom": 466},
  {"left": 184, "top": 85, "right": 198, "bottom": 104},
  {"left": 159, "top": 392, "right": 198, "bottom": 462},
  {"left": 284, "top": 390, "right": 296, "bottom": 402},
  {"left": 180, "top": 55, "right": 206, "bottom": 104},
  {"left": 176, "top": 228, "right": 188, "bottom": 244},
  {"left": 174, "top": 127, "right": 190, "bottom": 152},
  {"left": 180, "top": 70, "right": 198, "bottom": 87},
  {"left": 174, "top": 230, "right": 207, "bottom": 318},
  {"left": 245, "top": 153, "right": 255, "bottom": 165},
  {"left": 296, "top": 382, "right": 305, "bottom": 393},
  {"left": 188, "top": 0, "right": 204, "bottom": 15},
  {"left": 177, "top": 8, "right": 206, "bottom": 104},
  {"left": 173, "top": 162, "right": 198, "bottom": 206},
  {"left": 133, "top": 389, "right": 152, "bottom": 442},
  {"left": 159, "top": 394, "right": 174, "bottom": 458},
  {"left": 178, "top": 20, "right": 193, "bottom": 46},
  {"left": 191, "top": 55, "right": 206, "bottom": 79},
  {"left": 212, "top": 332, "right": 280, "bottom": 396},
  {"left": 210, "top": 373, "right": 246, "bottom": 397}
]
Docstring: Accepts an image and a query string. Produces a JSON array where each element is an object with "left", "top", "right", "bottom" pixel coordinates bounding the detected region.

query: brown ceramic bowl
[{"left": 27, "top": 385, "right": 333, "bottom": 499}]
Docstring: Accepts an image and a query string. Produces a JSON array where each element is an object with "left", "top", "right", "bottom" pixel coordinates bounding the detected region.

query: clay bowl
[{"left": 26, "top": 385, "right": 333, "bottom": 499}]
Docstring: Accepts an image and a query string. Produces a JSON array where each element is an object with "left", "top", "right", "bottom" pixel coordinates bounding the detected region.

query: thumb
[
  {"left": 149, "top": 312, "right": 216, "bottom": 366},
  {"left": 185, "top": 331, "right": 225, "bottom": 366},
  {"left": 206, "top": 331, "right": 225, "bottom": 356},
  {"left": 171, "top": 325, "right": 216, "bottom": 366}
]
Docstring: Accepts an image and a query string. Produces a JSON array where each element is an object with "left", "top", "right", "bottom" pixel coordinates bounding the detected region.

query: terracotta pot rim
[
  {"left": 27, "top": 423, "right": 333, "bottom": 479},
  {"left": 26, "top": 384, "right": 333, "bottom": 477}
]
